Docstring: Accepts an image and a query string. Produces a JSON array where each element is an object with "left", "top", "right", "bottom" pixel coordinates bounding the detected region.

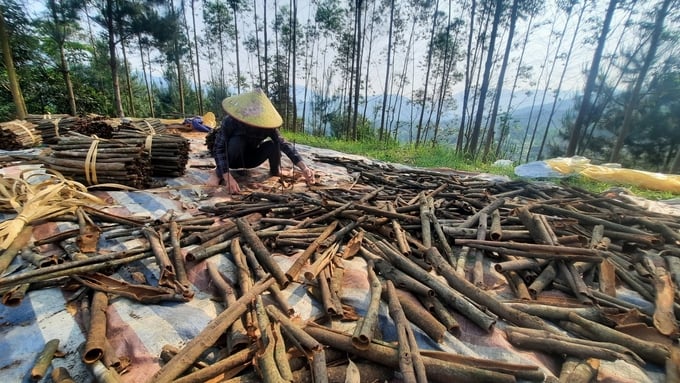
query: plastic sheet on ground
[
  {"left": 515, "top": 156, "right": 680, "bottom": 193},
  {"left": 0, "top": 137, "right": 669, "bottom": 383}
]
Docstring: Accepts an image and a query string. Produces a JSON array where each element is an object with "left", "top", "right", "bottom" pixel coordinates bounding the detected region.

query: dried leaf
[{"left": 345, "top": 358, "right": 361, "bottom": 383}]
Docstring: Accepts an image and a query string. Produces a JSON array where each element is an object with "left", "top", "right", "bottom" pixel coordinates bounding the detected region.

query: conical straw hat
[{"left": 221, "top": 89, "right": 283, "bottom": 129}]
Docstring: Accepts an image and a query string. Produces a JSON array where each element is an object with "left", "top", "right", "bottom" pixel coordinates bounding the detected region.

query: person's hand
[
  {"left": 301, "top": 167, "right": 315, "bottom": 184},
  {"left": 223, "top": 172, "right": 241, "bottom": 194}
]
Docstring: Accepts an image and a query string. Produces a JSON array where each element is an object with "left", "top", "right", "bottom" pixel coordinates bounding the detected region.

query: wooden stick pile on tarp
[
  {"left": 1, "top": 154, "right": 680, "bottom": 382},
  {"left": 0, "top": 120, "right": 42, "bottom": 150}
]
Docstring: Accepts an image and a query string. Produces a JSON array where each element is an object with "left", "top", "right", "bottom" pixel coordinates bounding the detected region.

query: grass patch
[{"left": 286, "top": 131, "right": 680, "bottom": 200}]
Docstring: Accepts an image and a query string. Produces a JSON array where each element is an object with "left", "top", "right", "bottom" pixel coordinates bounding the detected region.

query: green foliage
[{"left": 285, "top": 131, "right": 515, "bottom": 178}]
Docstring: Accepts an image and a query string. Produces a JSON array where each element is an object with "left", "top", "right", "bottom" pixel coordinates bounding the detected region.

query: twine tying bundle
[{"left": 84, "top": 136, "right": 100, "bottom": 185}]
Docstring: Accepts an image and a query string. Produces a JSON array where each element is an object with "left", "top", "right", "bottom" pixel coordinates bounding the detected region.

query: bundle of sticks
[
  {"left": 113, "top": 123, "right": 189, "bottom": 177},
  {"left": 39, "top": 133, "right": 153, "bottom": 188},
  {"left": 120, "top": 118, "right": 167, "bottom": 135},
  {"left": 2, "top": 154, "right": 679, "bottom": 382},
  {"left": 34, "top": 116, "right": 83, "bottom": 144},
  {"left": 25, "top": 113, "right": 70, "bottom": 124},
  {"left": 0, "top": 120, "right": 41, "bottom": 150}
]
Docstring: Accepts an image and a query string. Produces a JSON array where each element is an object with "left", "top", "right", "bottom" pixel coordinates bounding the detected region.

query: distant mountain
[{"left": 293, "top": 86, "right": 577, "bottom": 151}]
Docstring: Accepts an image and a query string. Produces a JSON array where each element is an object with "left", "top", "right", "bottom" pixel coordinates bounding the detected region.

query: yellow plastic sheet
[{"left": 544, "top": 156, "right": 680, "bottom": 193}]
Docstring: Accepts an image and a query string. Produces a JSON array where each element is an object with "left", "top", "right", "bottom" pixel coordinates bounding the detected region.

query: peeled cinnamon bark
[
  {"left": 149, "top": 276, "right": 275, "bottom": 383},
  {"left": 83, "top": 291, "right": 108, "bottom": 364}
]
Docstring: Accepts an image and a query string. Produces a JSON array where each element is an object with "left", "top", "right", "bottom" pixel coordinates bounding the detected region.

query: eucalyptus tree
[
  {"left": 523, "top": 0, "right": 577, "bottom": 162},
  {"left": 312, "top": 0, "right": 344, "bottom": 134},
  {"left": 203, "top": 0, "right": 233, "bottom": 104},
  {"left": 609, "top": 0, "right": 672, "bottom": 163},
  {"left": 565, "top": 0, "right": 618, "bottom": 156},
  {"left": 181, "top": 0, "right": 203, "bottom": 115},
  {"left": 456, "top": 0, "right": 478, "bottom": 153},
  {"left": 149, "top": 2, "right": 191, "bottom": 116},
  {"left": 226, "top": 0, "right": 249, "bottom": 94},
  {"left": 428, "top": 10, "right": 464, "bottom": 147},
  {"left": 467, "top": 0, "right": 503, "bottom": 157},
  {"left": 536, "top": 0, "right": 588, "bottom": 161},
  {"left": 495, "top": 12, "right": 534, "bottom": 158},
  {"left": 378, "top": 0, "right": 395, "bottom": 141},
  {"left": 0, "top": 2, "right": 27, "bottom": 118},
  {"left": 39, "top": 0, "right": 85, "bottom": 116},
  {"left": 482, "top": 0, "right": 542, "bottom": 160},
  {"left": 90, "top": 0, "right": 125, "bottom": 116},
  {"left": 414, "top": 0, "right": 439, "bottom": 147}
]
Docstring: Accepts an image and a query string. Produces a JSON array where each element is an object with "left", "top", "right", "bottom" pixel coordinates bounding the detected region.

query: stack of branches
[
  {"left": 0, "top": 120, "right": 41, "bottom": 150},
  {"left": 70, "top": 116, "right": 117, "bottom": 139},
  {"left": 1, "top": 155, "right": 679, "bottom": 382},
  {"left": 34, "top": 116, "right": 83, "bottom": 144},
  {"left": 114, "top": 126, "right": 191, "bottom": 177},
  {"left": 25, "top": 113, "right": 70, "bottom": 124},
  {"left": 119, "top": 118, "right": 167, "bottom": 135},
  {"left": 39, "top": 133, "right": 153, "bottom": 188}
]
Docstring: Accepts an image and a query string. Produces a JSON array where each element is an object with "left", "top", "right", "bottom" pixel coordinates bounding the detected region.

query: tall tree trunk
[
  {"left": 263, "top": 0, "right": 269, "bottom": 92},
  {"left": 379, "top": 0, "right": 395, "bottom": 141},
  {"left": 138, "top": 35, "right": 155, "bottom": 117},
  {"left": 105, "top": 0, "right": 124, "bottom": 117},
  {"left": 391, "top": 16, "right": 416, "bottom": 142},
  {"left": 253, "top": 0, "right": 263, "bottom": 88},
  {"left": 456, "top": 0, "right": 476, "bottom": 153},
  {"left": 121, "top": 38, "right": 136, "bottom": 116},
  {"left": 0, "top": 8, "right": 26, "bottom": 118},
  {"left": 350, "top": 0, "right": 363, "bottom": 140},
  {"left": 496, "top": 13, "right": 533, "bottom": 158},
  {"left": 415, "top": 0, "right": 439, "bottom": 148},
  {"left": 190, "top": 0, "right": 203, "bottom": 114},
  {"left": 170, "top": 0, "right": 186, "bottom": 116},
  {"left": 361, "top": 0, "right": 376, "bottom": 124},
  {"left": 565, "top": 0, "right": 617, "bottom": 156},
  {"left": 525, "top": 4, "right": 573, "bottom": 162},
  {"left": 432, "top": 0, "right": 457, "bottom": 147},
  {"left": 181, "top": 0, "right": 199, "bottom": 115},
  {"left": 292, "top": 0, "right": 298, "bottom": 131},
  {"left": 609, "top": 0, "right": 670, "bottom": 163},
  {"left": 468, "top": 0, "right": 502, "bottom": 156},
  {"left": 232, "top": 3, "right": 241, "bottom": 93},
  {"left": 483, "top": 0, "right": 519, "bottom": 160},
  {"left": 537, "top": 1, "right": 588, "bottom": 160},
  {"left": 59, "top": 44, "right": 77, "bottom": 115}
]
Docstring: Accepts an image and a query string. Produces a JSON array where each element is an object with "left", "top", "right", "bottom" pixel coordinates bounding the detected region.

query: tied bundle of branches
[
  {"left": 25, "top": 113, "right": 71, "bottom": 124},
  {"left": 35, "top": 116, "right": 83, "bottom": 144},
  {"left": 0, "top": 169, "right": 106, "bottom": 251},
  {"left": 118, "top": 118, "right": 167, "bottom": 135},
  {"left": 0, "top": 120, "right": 42, "bottom": 150},
  {"left": 41, "top": 133, "right": 153, "bottom": 188},
  {"left": 71, "top": 117, "right": 117, "bottom": 139},
  {"left": 112, "top": 128, "right": 190, "bottom": 177}
]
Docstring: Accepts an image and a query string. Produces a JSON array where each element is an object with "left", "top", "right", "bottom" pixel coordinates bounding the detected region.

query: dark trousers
[{"left": 227, "top": 136, "right": 281, "bottom": 175}]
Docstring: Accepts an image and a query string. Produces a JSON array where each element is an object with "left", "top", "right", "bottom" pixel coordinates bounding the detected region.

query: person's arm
[
  {"left": 275, "top": 131, "right": 314, "bottom": 184},
  {"left": 208, "top": 119, "right": 241, "bottom": 192}
]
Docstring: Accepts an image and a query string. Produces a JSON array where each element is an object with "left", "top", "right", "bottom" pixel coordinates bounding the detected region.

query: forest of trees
[{"left": 0, "top": 0, "right": 679, "bottom": 172}]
